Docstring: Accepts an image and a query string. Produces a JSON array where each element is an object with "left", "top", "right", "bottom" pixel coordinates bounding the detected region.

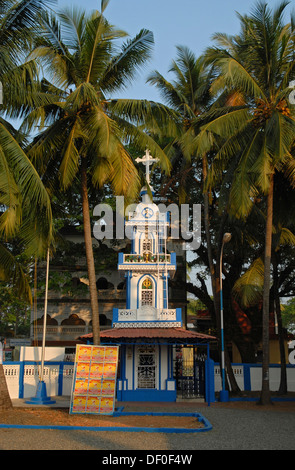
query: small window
[{"left": 141, "top": 277, "right": 153, "bottom": 306}]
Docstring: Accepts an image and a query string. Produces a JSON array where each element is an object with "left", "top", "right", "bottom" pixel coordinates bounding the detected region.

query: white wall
[
  {"left": 3, "top": 361, "right": 295, "bottom": 400},
  {"left": 20, "top": 346, "right": 66, "bottom": 362},
  {"left": 214, "top": 364, "right": 295, "bottom": 392}
]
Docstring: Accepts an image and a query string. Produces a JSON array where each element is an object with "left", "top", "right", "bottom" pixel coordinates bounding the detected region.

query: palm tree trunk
[
  {"left": 81, "top": 158, "right": 100, "bottom": 345},
  {"left": 0, "top": 364, "right": 12, "bottom": 410},
  {"left": 259, "top": 173, "right": 274, "bottom": 405},
  {"left": 273, "top": 254, "right": 287, "bottom": 394},
  {"left": 202, "top": 155, "right": 216, "bottom": 308},
  {"left": 202, "top": 154, "right": 240, "bottom": 394},
  {"left": 276, "top": 292, "right": 288, "bottom": 394}
]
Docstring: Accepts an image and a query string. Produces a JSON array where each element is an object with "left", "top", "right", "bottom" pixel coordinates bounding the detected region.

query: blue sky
[{"left": 56, "top": 0, "right": 294, "bottom": 101}]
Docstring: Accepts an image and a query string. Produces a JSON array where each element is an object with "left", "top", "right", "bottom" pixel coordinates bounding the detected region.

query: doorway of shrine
[{"left": 173, "top": 346, "right": 207, "bottom": 399}]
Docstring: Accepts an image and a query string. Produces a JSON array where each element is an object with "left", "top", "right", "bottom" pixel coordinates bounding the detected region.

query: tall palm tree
[
  {"left": 26, "top": 1, "right": 173, "bottom": 344},
  {"left": 0, "top": 0, "right": 54, "bottom": 410},
  {"left": 147, "top": 46, "right": 216, "bottom": 295},
  {"left": 147, "top": 46, "right": 244, "bottom": 393},
  {"left": 194, "top": 0, "right": 295, "bottom": 404},
  {"left": 0, "top": 0, "right": 54, "bottom": 288}
]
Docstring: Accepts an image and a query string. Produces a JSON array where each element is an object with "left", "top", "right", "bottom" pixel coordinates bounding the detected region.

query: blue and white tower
[
  {"left": 113, "top": 149, "right": 181, "bottom": 329},
  {"left": 80, "top": 150, "right": 216, "bottom": 402},
  {"left": 110, "top": 150, "right": 182, "bottom": 401},
  {"left": 98, "top": 150, "right": 215, "bottom": 402}
]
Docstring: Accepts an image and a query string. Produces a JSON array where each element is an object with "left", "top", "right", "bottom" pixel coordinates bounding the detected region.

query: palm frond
[
  {"left": 100, "top": 29, "right": 154, "bottom": 93},
  {"left": 0, "top": 119, "right": 52, "bottom": 222},
  {"left": 233, "top": 257, "right": 264, "bottom": 308},
  {"left": 59, "top": 118, "right": 83, "bottom": 189},
  {"left": 0, "top": 242, "right": 32, "bottom": 302}
]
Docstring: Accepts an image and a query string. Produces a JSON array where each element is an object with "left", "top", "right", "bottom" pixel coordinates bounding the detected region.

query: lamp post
[
  {"left": 26, "top": 247, "right": 55, "bottom": 405},
  {"left": 219, "top": 232, "right": 231, "bottom": 402}
]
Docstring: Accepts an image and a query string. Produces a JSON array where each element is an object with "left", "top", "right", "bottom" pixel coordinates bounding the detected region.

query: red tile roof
[{"left": 78, "top": 327, "right": 216, "bottom": 344}]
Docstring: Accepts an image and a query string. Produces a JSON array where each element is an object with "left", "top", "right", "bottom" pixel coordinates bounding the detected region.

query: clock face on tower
[{"left": 142, "top": 207, "right": 154, "bottom": 219}]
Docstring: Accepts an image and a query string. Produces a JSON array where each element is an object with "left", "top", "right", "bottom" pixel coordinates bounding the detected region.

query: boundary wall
[{"left": 3, "top": 361, "right": 295, "bottom": 400}]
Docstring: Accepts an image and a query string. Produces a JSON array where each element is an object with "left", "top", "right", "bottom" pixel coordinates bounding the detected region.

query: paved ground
[{"left": 0, "top": 397, "right": 294, "bottom": 452}]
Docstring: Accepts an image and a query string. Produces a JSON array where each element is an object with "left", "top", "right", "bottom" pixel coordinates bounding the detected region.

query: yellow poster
[
  {"left": 88, "top": 379, "right": 102, "bottom": 396},
  {"left": 74, "top": 379, "right": 88, "bottom": 395},
  {"left": 90, "top": 363, "right": 104, "bottom": 378},
  {"left": 72, "top": 396, "right": 87, "bottom": 413},
  {"left": 86, "top": 397, "right": 100, "bottom": 413},
  {"left": 91, "top": 346, "right": 105, "bottom": 362},
  {"left": 103, "top": 362, "right": 117, "bottom": 378},
  {"left": 76, "top": 362, "right": 90, "bottom": 378},
  {"left": 100, "top": 397, "right": 114, "bottom": 414},
  {"left": 101, "top": 379, "right": 115, "bottom": 395},
  {"left": 104, "top": 347, "right": 118, "bottom": 363},
  {"left": 70, "top": 344, "right": 119, "bottom": 415},
  {"left": 76, "top": 346, "right": 92, "bottom": 362}
]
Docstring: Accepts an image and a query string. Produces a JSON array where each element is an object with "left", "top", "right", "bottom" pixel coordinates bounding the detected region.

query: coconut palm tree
[
  {"left": 0, "top": 0, "right": 54, "bottom": 410},
  {"left": 193, "top": 0, "right": 295, "bottom": 404},
  {"left": 147, "top": 46, "right": 245, "bottom": 394},
  {"left": 26, "top": 1, "right": 174, "bottom": 344},
  {"left": 0, "top": 0, "right": 54, "bottom": 285},
  {"left": 147, "top": 46, "right": 217, "bottom": 296}
]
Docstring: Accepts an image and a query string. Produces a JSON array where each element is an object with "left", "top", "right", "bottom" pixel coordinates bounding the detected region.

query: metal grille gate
[{"left": 173, "top": 347, "right": 206, "bottom": 399}]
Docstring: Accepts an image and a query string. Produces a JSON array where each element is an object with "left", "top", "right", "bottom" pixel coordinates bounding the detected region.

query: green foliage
[
  {"left": 25, "top": 5, "right": 175, "bottom": 204},
  {"left": 187, "top": 298, "right": 207, "bottom": 316},
  {"left": 282, "top": 298, "right": 295, "bottom": 333},
  {"left": 0, "top": 0, "right": 54, "bottom": 303},
  {"left": 1, "top": 0, "right": 295, "bottom": 358},
  {"left": 0, "top": 282, "right": 31, "bottom": 337}
]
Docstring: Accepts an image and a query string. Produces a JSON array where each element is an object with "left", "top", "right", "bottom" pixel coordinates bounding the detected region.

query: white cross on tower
[{"left": 135, "top": 149, "right": 158, "bottom": 185}]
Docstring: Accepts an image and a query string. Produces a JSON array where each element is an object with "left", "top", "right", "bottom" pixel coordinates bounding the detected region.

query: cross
[{"left": 135, "top": 149, "right": 159, "bottom": 185}]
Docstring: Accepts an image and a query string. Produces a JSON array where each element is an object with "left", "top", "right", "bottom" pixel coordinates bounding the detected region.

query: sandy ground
[
  {"left": 1, "top": 395, "right": 295, "bottom": 429},
  {"left": 0, "top": 406, "right": 204, "bottom": 429}
]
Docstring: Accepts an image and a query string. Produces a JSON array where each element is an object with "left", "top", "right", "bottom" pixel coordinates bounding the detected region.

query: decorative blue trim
[
  {"left": 243, "top": 364, "right": 251, "bottom": 391},
  {"left": 176, "top": 308, "right": 182, "bottom": 323},
  {"left": 162, "top": 273, "right": 168, "bottom": 309},
  {"left": 19, "top": 361, "right": 25, "bottom": 399},
  {"left": 140, "top": 190, "right": 155, "bottom": 196},
  {"left": 112, "top": 308, "right": 119, "bottom": 325},
  {"left": 119, "top": 389, "right": 177, "bottom": 402},
  {"left": 58, "top": 363, "right": 63, "bottom": 396},
  {"left": 125, "top": 271, "right": 132, "bottom": 309},
  {"left": 205, "top": 358, "right": 215, "bottom": 404},
  {"left": 118, "top": 252, "right": 124, "bottom": 266},
  {"left": 170, "top": 252, "right": 176, "bottom": 265}
]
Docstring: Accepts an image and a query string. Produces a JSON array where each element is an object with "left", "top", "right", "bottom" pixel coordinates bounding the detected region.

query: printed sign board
[{"left": 70, "top": 344, "right": 119, "bottom": 415}]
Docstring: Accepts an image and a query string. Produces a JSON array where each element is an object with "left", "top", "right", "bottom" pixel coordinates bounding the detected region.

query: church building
[{"left": 81, "top": 150, "right": 216, "bottom": 402}]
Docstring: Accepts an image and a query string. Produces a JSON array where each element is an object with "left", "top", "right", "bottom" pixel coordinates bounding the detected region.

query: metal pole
[
  {"left": 207, "top": 342, "right": 210, "bottom": 406},
  {"left": 25, "top": 247, "right": 55, "bottom": 405},
  {"left": 220, "top": 240, "right": 225, "bottom": 392},
  {"left": 40, "top": 247, "right": 50, "bottom": 382},
  {"left": 219, "top": 233, "right": 231, "bottom": 402}
]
